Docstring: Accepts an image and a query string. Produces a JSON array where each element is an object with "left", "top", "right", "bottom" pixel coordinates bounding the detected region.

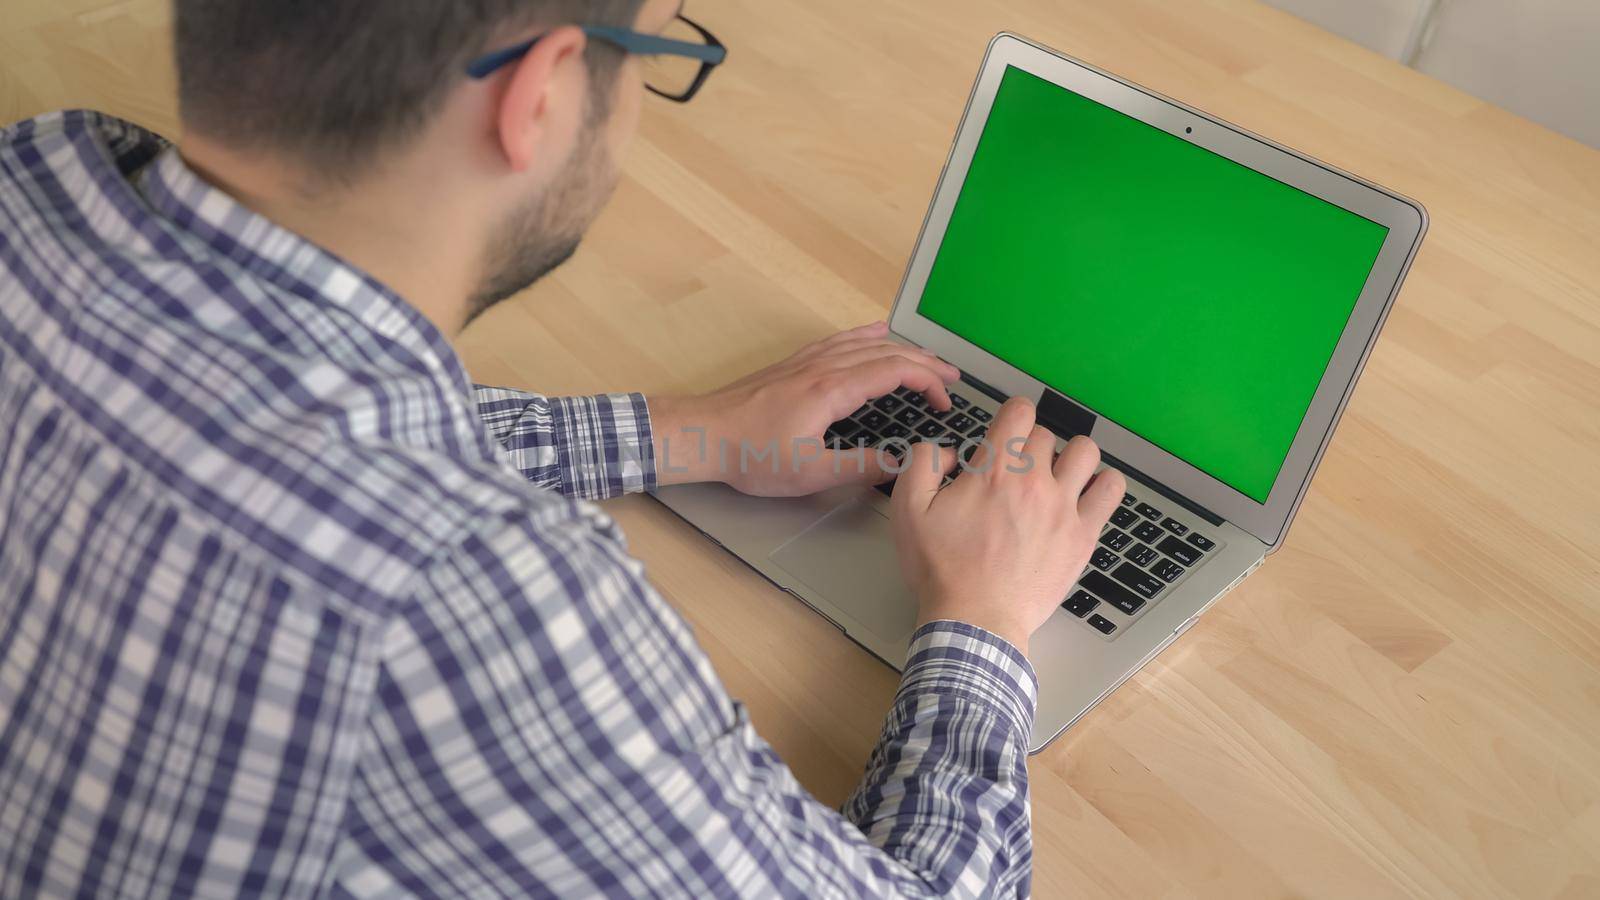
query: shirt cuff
[
  {"left": 546, "top": 392, "right": 657, "bottom": 498},
  {"left": 898, "top": 621, "right": 1039, "bottom": 744}
]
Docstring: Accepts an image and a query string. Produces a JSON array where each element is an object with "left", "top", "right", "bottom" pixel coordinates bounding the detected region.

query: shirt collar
[{"left": 133, "top": 139, "right": 476, "bottom": 405}]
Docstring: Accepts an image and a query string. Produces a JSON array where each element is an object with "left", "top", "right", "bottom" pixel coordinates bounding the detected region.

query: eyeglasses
[{"left": 466, "top": 15, "right": 728, "bottom": 103}]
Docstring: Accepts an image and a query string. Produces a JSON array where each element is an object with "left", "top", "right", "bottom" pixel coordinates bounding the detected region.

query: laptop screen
[{"left": 918, "top": 65, "right": 1389, "bottom": 502}]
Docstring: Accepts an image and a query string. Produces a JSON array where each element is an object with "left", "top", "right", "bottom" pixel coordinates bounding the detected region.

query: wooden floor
[{"left": 7, "top": 0, "right": 1600, "bottom": 896}]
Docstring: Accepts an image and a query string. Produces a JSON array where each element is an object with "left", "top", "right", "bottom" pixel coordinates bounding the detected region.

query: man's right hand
[{"left": 888, "top": 397, "right": 1126, "bottom": 656}]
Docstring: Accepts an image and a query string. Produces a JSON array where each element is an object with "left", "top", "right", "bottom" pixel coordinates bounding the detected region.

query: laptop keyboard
[{"left": 824, "top": 385, "right": 1222, "bottom": 641}]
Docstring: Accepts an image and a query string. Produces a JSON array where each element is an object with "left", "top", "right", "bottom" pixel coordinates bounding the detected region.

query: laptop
[{"left": 654, "top": 33, "right": 1427, "bottom": 752}]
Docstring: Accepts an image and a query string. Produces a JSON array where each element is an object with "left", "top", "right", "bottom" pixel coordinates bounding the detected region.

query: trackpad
[{"left": 769, "top": 501, "right": 918, "bottom": 644}]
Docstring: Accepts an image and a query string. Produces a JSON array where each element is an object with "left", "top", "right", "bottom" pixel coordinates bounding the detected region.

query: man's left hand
[{"left": 650, "top": 321, "right": 962, "bottom": 497}]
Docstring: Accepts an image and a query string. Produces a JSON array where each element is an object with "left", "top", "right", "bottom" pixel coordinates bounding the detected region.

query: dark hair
[{"left": 174, "top": 0, "right": 645, "bottom": 175}]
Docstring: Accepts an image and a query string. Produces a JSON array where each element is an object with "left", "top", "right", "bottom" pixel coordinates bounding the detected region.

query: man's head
[{"left": 174, "top": 0, "right": 683, "bottom": 327}]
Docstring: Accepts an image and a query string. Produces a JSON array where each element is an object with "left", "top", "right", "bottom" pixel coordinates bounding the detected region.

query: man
[{"left": 0, "top": 0, "right": 1123, "bottom": 895}]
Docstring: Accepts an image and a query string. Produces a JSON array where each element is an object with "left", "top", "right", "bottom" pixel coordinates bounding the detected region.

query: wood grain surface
[{"left": 6, "top": 0, "right": 1599, "bottom": 896}]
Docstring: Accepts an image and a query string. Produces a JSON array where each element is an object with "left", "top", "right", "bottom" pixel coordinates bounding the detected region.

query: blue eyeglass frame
[{"left": 466, "top": 15, "right": 728, "bottom": 103}]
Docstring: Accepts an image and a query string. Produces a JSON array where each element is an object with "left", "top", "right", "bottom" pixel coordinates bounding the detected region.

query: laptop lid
[{"left": 888, "top": 33, "right": 1427, "bottom": 551}]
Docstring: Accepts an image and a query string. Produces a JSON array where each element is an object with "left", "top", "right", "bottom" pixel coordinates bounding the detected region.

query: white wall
[
  {"left": 1262, "top": 0, "right": 1600, "bottom": 148},
  {"left": 1413, "top": 0, "right": 1600, "bottom": 149}
]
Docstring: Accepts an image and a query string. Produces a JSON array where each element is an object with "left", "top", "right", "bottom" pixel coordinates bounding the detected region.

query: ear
[{"left": 493, "top": 25, "right": 588, "bottom": 173}]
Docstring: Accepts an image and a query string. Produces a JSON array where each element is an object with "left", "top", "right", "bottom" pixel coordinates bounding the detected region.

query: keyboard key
[
  {"left": 1186, "top": 533, "right": 1216, "bottom": 552},
  {"left": 1088, "top": 614, "right": 1117, "bottom": 635},
  {"left": 968, "top": 406, "right": 993, "bottom": 423},
  {"left": 1126, "top": 543, "right": 1157, "bottom": 567},
  {"left": 1121, "top": 492, "right": 1136, "bottom": 506},
  {"left": 1062, "top": 590, "right": 1099, "bottom": 618},
  {"left": 1131, "top": 521, "right": 1163, "bottom": 544},
  {"left": 872, "top": 395, "right": 904, "bottom": 413},
  {"left": 858, "top": 410, "right": 890, "bottom": 431},
  {"left": 969, "top": 425, "right": 987, "bottom": 442},
  {"left": 1099, "top": 528, "right": 1132, "bottom": 551},
  {"left": 1110, "top": 507, "right": 1138, "bottom": 529},
  {"left": 1080, "top": 570, "right": 1145, "bottom": 615},
  {"left": 945, "top": 414, "right": 976, "bottom": 434},
  {"left": 904, "top": 392, "right": 930, "bottom": 410},
  {"left": 1134, "top": 502, "right": 1163, "bottom": 521},
  {"left": 1157, "top": 536, "right": 1201, "bottom": 567},
  {"left": 894, "top": 407, "right": 923, "bottom": 426},
  {"left": 1110, "top": 563, "right": 1164, "bottom": 600},
  {"left": 1160, "top": 517, "right": 1188, "bottom": 536},
  {"left": 1090, "top": 547, "right": 1119, "bottom": 571},
  {"left": 879, "top": 422, "right": 910, "bottom": 439},
  {"left": 830, "top": 419, "right": 862, "bottom": 439},
  {"left": 949, "top": 393, "right": 970, "bottom": 410},
  {"left": 914, "top": 419, "right": 947, "bottom": 439},
  {"left": 1151, "top": 559, "right": 1184, "bottom": 583}
]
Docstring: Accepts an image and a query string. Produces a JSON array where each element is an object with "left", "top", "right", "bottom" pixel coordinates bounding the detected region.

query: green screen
[{"left": 919, "top": 66, "right": 1389, "bottom": 502}]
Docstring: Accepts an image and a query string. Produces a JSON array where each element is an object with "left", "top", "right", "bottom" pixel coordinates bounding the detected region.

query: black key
[
  {"left": 1158, "top": 536, "right": 1201, "bottom": 567},
  {"left": 1061, "top": 590, "right": 1099, "bottom": 618},
  {"left": 879, "top": 422, "right": 910, "bottom": 439},
  {"left": 968, "top": 406, "right": 992, "bottom": 423},
  {"left": 945, "top": 414, "right": 976, "bottom": 434},
  {"left": 872, "top": 395, "right": 904, "bottom": 413},
  {"left": 1090, "top": 547, "right": 1119, "bottom": 571},
  {"left": 959, "top": 441, "right": 983, "bottom": 464},
  {"left": 893, "top": 407, "right": 923, "bottom": 427},
  {"left": 1126, "top": 543, "right": 1157, "bottom": 567},
  {"left": 1080, "top": 570, "right": 1147, "bottom": 615},
  {"left": 1161, "top": 517, "right": 1189, "bottom": 536},
  {"left": 1110, "top": 507, "right": 1138, "bottom": 529},
  {"left": 914, "top": 419, "right": 947, "bottom": 439},
  {"left": 1135, "top": 502, "right": 1163, "bottom": 521},
  {"left": 969, "top": 425, "right": 987, "bottom": 442},
  {"left": 1151, "top": 559, "right": 1185, "bottom": 583},
  {"left": 858, "top": 410, "right": 890, "bottom": 431},
  {"left": 830, "top": 419, "right": 862, "bottom": 439},
  {"left": 1121, "top": 492, "right": 1136, "bottom": 507},
  {"left": 949, "top": 393, "right": 970, "bottom": 410},
  {"left": 1110, "top": 562, "right": 1164, "bottom": 600},
  {"left": 1187, "top": 533, "right": 1216, "bottom": 552},
  {"left": 1099, "top": 528, "right": 1132, "bottom": 551},
  {"left": 1087, "top": 614, "right": 1117, "bottom": 635},
  {"left": 904, "top": 392, "right": 930, "bottom": 410},
  {"left": 1131, "top": 521, "right": 1164, "bottom": 544}
]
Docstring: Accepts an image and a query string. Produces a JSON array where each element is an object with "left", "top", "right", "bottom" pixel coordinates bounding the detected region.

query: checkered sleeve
[
  {"left": 475, "top": 385, "right": 655, "bottom": 500},
  {"left": 328, "top": 501, "right": 1038, "bottom": 898}
]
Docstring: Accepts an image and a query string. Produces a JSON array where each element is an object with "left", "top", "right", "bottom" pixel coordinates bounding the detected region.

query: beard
[{"left": 465, "top": 109, "right": 617, "bottom": 326}]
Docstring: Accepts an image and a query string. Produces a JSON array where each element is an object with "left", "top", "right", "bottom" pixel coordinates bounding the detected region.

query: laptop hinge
[
  {"left": 958, "top": 369, "right": 1009, "bottom": 405},
  {"left": 964, "top": 374, "right": 1227, "bottom": 528},
  {"left": 1098, "top": 449, "right": 1226, "bottom": 527}
]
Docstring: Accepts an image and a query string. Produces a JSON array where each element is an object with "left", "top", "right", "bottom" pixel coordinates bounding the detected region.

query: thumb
[{"left": 890, "top": 440, "right": 956, "bottom": 516}]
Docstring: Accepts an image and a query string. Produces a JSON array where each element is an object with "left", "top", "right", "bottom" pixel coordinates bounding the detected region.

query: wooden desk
[{"left": 7, "top": 0, "right": 1599, "bottom": 895}]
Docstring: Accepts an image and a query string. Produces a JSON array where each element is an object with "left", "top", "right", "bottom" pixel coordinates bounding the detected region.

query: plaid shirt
[{"left": 0, "top": 111, "right": 1038, "bottom": 898}]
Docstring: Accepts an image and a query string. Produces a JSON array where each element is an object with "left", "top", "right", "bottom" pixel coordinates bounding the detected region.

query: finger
[
  {"left": 1052, "top": 435, "right": 1102, "bottom": 493},
  {"left": 820, "top": 356, "right": 952, "bottom": 414},
  {"left": 814, "top": 336, "right": 952, "bottom": 369},
  {"left": 890, "top": 440, "right": 953, "bottom": 516},
  {"left": 983, "top": 397, "right": 1038, "bottom": 478},
  {"left": 790, "top": 445, "right": 896, "bottom": 494},
  {"left": 1021, "top": 424, "right": 1057, "bottom": 479},
  {"left": 1077, "top": 467, "right": 1126, "bottom": 525},
  {"left": 814, "top": 321, "right": 890, "bottom": 354},
  {"left": 817, "top": 345, "right": 961, "bottom": 386},
  {"left": 789, "top": 321, "right": 888, "bottom": 364}
]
